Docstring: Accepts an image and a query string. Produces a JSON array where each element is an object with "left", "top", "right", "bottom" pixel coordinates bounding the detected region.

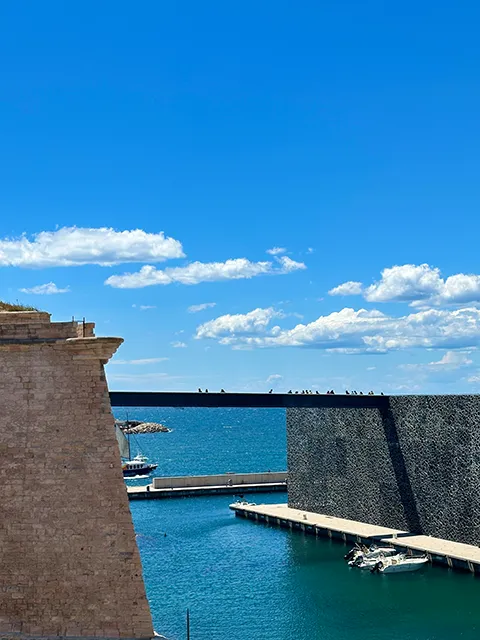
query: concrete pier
[
  {"left": 230, "top": 502, "right": 480, "bottom": 574},
  {"left": 127, "top": 472, "right": 287, "bottom": 500}
]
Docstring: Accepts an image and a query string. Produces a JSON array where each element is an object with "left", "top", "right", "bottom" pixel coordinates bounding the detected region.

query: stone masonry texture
[
  {"left": 0, "top": 312, "right": 154, "bottom": 639},
  {"left": 287, "top": 395, "right": 480, "bottom": 546}
]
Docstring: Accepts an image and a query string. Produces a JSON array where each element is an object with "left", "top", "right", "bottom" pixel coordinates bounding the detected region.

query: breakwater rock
[{"left": 115, "top": 420, "right": 171, "bottom": 434}]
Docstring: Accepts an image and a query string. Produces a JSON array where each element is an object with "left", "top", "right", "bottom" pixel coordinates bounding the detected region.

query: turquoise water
[
  {"left": 114, "top": 407, "right": 287, "bottom": 479},
  {"left": 115, "top": 408, "right": 480, "bottom": 640}
]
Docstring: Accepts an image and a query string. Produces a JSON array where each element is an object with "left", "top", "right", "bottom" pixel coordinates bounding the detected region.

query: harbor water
[{"left": 115, "top": 407, "right": 480, "bottom": 640}]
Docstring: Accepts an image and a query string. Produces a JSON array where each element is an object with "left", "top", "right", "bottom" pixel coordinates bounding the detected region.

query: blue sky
[{"left": 1, "top": 1, "right": 480, "bottom": 393}]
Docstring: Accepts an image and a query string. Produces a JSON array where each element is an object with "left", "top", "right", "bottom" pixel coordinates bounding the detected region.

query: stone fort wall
[
  {"left": 0, "top": 311, "right": 153, "bottom": 639},
  {"left": 287, "top": 395, "right": 480, "bottom": 546}
]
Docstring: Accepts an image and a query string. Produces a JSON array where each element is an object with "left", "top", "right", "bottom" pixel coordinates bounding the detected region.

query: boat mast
[{"left": 126, "top": 411, "right": 131, "bottom": 460}]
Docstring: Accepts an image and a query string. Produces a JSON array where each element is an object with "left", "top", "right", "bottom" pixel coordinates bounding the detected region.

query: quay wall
[
  {"left": 287, "top": 395, "right": 480, "bottom": 546},
  {"left": 0, "top": 312, "right": 153, "bottom": 640},
  {"left": 152, "top": 471, "right": 287, "bottom": 489}
]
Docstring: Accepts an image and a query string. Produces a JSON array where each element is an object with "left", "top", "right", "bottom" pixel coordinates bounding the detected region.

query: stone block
[{"left": 0, "top": 312, "right": 153, "bottom": 639}]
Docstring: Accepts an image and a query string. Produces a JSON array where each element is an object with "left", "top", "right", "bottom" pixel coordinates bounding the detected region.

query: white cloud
[
  {"left": 106, "top": 371, "right": 185, "bottom": 390},
  {"left": 434, "top": 274, "right": 480, "bottom": 306},
  {"left": 329, "top": 281, "right": 363, "bottom": 296},
  {"left": 188, "top": 302, "right": 217, "bottom": 313},
  {"left": 467, "top": 375, "right": 480, "bottom": 384},
  {"left": 105, "top": 255, "right": 306, "bottom": 289},
  {"left": 430, "top": 351, "right": 473, "bottom": 367},
  {"left": 266, "top": 247, "right": 287, "bottom": 255},
  {"left": 196, "top": 308, "right": 283, "bottom": 341},
  {"left": 195, "top": 305, "right": 480, "bottom": 354},
  {"left": 331, "top": 264, "right": 480, "bottom": 308},
  {"left": 307, "top": 247, "right": 314, "bottom": 254},
  {"left": 0, "top": 227, "right": 184, "bottom": 267},
  {"left": 171, "top": 341, "right": 187, "bottom": 348},
  {"left": 19, "top": 282, "right": 69, "bottom": 295},
  {"left": 267, "top": 374, "right": 283, "bottom": 383},
  {"left": 399, "top": 350, "right": 474, "bottom": 385},
  {"left": 387, "top": 383, "right": 422, "bottom": 392},
  {"left": 365, "top": 264, "right": 443, "bottom": 304},
  {"left": 132, "top": 304, "right": 157, "bottom": 310},
  {"left": 109, "top": 358, "right": 168, "bottom": 365},
  {"left": 401, "top": 351, "right": 473, "bottom": 371}
]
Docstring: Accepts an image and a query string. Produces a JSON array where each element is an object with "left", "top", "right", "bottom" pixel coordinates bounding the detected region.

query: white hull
[
  {"left": 346, "top": 544, "right": 397, "bottom": 566},
  {"left": 369, "top": 555, "right": 429, "bottom": 574},
  {"left": 350, "top": 554, "right": 403, "bottom": 570},
  {"left": 344, "top": 544, "right": 398, "bottom": 561},
  {"left": 380, "top": 557, "right": 428, "bottom": 573}
]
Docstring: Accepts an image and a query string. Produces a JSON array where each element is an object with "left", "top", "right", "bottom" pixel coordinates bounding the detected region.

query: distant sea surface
[
  {"left": 114, "top": 407, "right": 287, "bottom": 478},
  {"left": 114, "top": 408, "right": 480, "bottom": 640}
]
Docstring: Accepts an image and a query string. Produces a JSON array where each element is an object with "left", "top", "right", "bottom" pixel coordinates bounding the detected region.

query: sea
[{"left": 114, "top": 407, "right": 480, "bottom": 640}]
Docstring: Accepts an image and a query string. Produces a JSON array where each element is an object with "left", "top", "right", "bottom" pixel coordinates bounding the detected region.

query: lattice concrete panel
[{"left": 287, "top": 396, "right": 480, "bottom": 546}]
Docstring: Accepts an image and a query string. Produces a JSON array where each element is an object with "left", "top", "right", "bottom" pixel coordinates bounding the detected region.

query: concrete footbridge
[{"left": 110, "top": 390, "right": 389, "bottom": 408}]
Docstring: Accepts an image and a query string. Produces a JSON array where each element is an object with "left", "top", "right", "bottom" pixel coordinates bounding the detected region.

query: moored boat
[
  {"left": 122, "top": 453, "right": 158, "bottom": 478},
  {"left": 115, "top": 424, "right": 158, "bottom": 478},
  {"left": 349, "top": 553, "right": 403, "bottom": 569},
  {"left": 370, "top": 554, "right": 429, "bottom": 574},
  {"left": 345, "top": 543, "right": 397, "bottom": 563}
]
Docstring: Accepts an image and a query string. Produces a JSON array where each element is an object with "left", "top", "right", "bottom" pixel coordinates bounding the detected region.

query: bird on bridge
[
  {"left": 220, "top": 389, "right": 225, "bottom": 393},
  {"left": 268, "top": 389, "right": 273, "bottom": 394},
  {"left": 198, "top": 388, "right": 202, "bottom": 393}
]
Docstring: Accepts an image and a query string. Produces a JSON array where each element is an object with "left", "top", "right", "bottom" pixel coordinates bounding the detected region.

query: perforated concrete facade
[{"left": 287, "top": 395, "right": 480, "bottom": 546}]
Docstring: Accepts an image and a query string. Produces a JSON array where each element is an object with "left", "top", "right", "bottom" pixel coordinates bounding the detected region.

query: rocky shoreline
[{"left": 115, "top": 419, "right": 171, "bottom": 434}]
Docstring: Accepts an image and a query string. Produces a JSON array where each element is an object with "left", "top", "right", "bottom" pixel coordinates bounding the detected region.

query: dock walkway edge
[
  {"left": 128, "top": 482, "right": 287, "bottom": 500},
  {"left": 230, "top": 503, "right": 480, "bottom": 574},
  {"left": 127, "top": 473, "right": 287, "bottom": 500}
]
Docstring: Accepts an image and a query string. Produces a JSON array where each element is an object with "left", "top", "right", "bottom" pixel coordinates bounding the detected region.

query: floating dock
[
  {"left": 127, "top": 472, "right": 287, "bottom": 500},
  {"left": 230, "top": 502, "right": 480, "bottom": 575}
]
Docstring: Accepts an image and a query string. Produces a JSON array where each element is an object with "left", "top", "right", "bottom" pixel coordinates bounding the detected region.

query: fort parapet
[{"left": 0, "top": 311, "right": 153, "bottom": 640}]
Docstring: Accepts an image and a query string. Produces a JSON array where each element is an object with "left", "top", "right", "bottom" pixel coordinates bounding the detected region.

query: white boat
[
  {"left": 231, "top": 500, "right": 256, "bottom": 507},
  {"left": 349, "top": 553, "right": 403, "bottom": 569},
  {"left": 115, "top": 424, "right": 158, "bottom": 478},
  {"left": 371, "top": 554, "right": 429, "bottom": 573},
  {"left": 122, "top": 453, "right": 158, "bottom": 478},
  {"left": 344, "top": 543, "right": 397, "bottom": 563}
]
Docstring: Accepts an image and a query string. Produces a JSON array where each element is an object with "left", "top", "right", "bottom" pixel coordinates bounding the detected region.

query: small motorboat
[
  {"left": 115, "top": 425, "right": 158, "bottom": 478},
  {"left": 349, "top": 553, "right": 403, "bottom": 570},
  {"left": 344, "top": 543, "right": 397, "bottom": 563},
  {"left": 122, "top": 453, "right": 158, "bottom": 478},
  {"left": 230, "top": 500, "right": 256, "bottom": 507},
  {"left": 370, "top": 554, "right": 429, "bottom": 574}
]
